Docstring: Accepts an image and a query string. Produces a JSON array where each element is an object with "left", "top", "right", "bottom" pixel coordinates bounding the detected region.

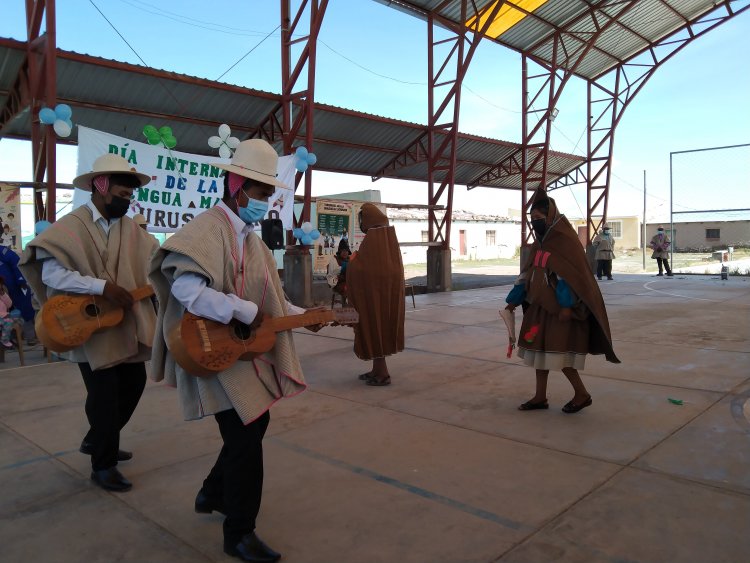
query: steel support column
[
  {"left": 425, "top": 0, "right": 505, "bottom": 249},
  {"left": 517, "top": 0, "right": 639, "bottom": 246},
  {"left": 280, "top": 0, "right": 328, "bottom": 226},
  {"left": 24, "top": 0, "right": 58, "bottom": 222},
  {"left": 584, "top": 0, "right": 749, "bottom": 244}
]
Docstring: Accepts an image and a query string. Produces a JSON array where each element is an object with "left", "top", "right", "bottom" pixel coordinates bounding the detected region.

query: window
[
  {"left": 486, "top": 230, "right": 496, "bottom": 246},
  {"left": 607, "top": 221, "right": 622, "bottom": 238},
  {"left": 421, "top": 230, "right": 429, "bottom": 243},
  {"left": 706, "top": 228, "right": 720, "bottom": 239}
]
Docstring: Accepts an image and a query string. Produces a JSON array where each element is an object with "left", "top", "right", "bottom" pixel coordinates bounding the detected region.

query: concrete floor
[{"left": 1, "top": 273, "right": 749, "bottom": 563}]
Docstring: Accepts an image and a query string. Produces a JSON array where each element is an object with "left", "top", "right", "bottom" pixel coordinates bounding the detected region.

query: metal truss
[
  {"left": 0, "top": 1, "right": 59, "bottom": 221},
  {"left": 466, "top": 148, "right": 523, "bottom": 189},
  {"left": 585, "top": 0, "right": 750, "bottom": 244},
  {"left": 279, "top": 0, "right": 328, "bottom": 229},
  {"left": 371, "top": 131, "right": 428, "bottom": 181},
  {"left": 547, "top": 164, "right": 586, "bottom": 192},
  {"left": 517, "top": 0, "right": 640, "bottom": 245},
  {"left": 424, "top": 0, "right": 506, "bottom": 247}
]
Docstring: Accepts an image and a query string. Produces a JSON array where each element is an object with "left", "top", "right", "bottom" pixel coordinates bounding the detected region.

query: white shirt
[
  {"left": 40, "top": 201, "right": 118, "bottom": 295},
  {"left": 171, "top": 201, "right": 304, "bottom": 325}
]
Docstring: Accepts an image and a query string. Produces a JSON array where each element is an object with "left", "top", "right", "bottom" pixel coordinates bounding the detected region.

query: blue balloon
[
  {"left": 306, "top": 153, "right": 317, "bottom": 166},
  {"left": 292, "top": 228, "right": 303, "bottom": 239},
  {"left": 295, "top": 160, "right": 308, "bottom": 173},
  {"left": 34, "top": 220, "right": 52, "bottom": 235},
  {"left": 55, "top": 103, "right": 73, "bottom": 120},
  {"left": 39, "top": 108, "right": 56, "bottom": 125},
  {"left": 295, "top": 146, "right": 308, "bottom": 159},
  {"left": 301, "top": 235, "right": 313, "bottom": 245},
  {"left": 64, "top": 118, "right": 73, "bottom": 128},
  {"left": 309, "top": 229, "right": 320, "bottom": 240}
]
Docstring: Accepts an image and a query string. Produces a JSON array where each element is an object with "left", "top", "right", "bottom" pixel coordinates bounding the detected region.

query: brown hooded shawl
[
  {"left": 346, "top": 203, "right": 405, "bottom": 360},
  {"left": 521, "top": 189, "right": 619, "bottom": 364}
]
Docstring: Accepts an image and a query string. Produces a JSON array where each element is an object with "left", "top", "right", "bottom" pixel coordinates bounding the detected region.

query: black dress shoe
[
  {"left": 80, "top": 441, "right": 133, "bottom": 461},
  {"left": 91, "top": 467, "right": 132, "bottom": 492},
  {"left": 195, "top": 489, "right": 225, "bottom": 515},
  {"left": 225, "top": 532, "right": 281, "bottom": 562}
]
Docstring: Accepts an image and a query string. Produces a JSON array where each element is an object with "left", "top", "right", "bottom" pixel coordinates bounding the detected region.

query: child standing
[{"left": 0, "top": 276, "right": 15, "bottom": 348}]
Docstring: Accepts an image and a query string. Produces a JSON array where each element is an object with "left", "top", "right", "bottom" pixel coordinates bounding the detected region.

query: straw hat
[
  {"left": 212, "top": 139, "right": 290, "bottom": 190},
  {"left": 132, "top": 213, "right": 148, "bottom": 226},
  {"left": 73, "top": 154, "right": 151, "bottom": 191}
]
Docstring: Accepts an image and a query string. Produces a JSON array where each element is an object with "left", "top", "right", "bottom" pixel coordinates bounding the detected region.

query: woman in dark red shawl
[
  {"left": 346, "top": 203, "right": 405, "bottom": 386},
  {"left": 505, "top": 189, "right": 619, "bottom": 413}
]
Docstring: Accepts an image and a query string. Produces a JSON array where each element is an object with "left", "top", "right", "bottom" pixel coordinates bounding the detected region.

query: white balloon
[
  {"left": 218, "top": 123, "right": 231, "bottom": 139},
  {"left": 219, "top": 144, "right": 232, "bottom": 159},
  {"left": 301, "top": 221, "right": 313, "bottom": 234},
  {"left": 53, "top": 119, "right": 72, "bottom": 137},
  {"left": 227, "top": 136, "right": 240, "bottom": 149},
  {"left": 208, "top": 136, "right": 222, "bottom": 148}
]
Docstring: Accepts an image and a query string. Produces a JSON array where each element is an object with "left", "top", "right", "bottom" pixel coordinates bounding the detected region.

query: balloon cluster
[
  {"left": 292, "top": 221, "right": 321, "bottom": 246},
  {"left": 208, "top": 124, "right": 240, "bottom": 159},
  {"left": 294, "top": 146, "right": 317, "bottom": 173},
  {"left": 39, "top": 104, "right": 73, "bottom": 137},
  {"left": 143, "top": 125, "right": 177, "bottom": 149}
]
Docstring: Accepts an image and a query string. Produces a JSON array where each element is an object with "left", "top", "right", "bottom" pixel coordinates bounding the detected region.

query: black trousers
[
  {"left": 78, "top": 361, "right": 147, "bottom": 471},
  {"left": 656, "top": 257, "right": 672, "bottom": 274},
  {"left": 596, "top": 259, "right": 612, "bottom": 279},
  {"left": 203, "top": 409, "right": 271, "bottom": 546}
]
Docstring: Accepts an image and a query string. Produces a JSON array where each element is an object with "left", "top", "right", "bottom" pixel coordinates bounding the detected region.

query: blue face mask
[{"left": 238, "top": 197, "right": 269, "bottom": 224}]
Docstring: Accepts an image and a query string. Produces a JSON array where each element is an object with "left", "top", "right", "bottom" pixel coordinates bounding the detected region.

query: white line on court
[{"left": 641, "top": 280, "right": 717, "bottom": 302}]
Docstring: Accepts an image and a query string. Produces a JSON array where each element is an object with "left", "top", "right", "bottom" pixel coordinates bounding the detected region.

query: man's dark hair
[{"left": 109, "top": 173, "right": 142, "bottom": 189}]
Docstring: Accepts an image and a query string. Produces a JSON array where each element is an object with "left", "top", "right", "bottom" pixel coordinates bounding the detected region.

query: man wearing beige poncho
[
  {"left": 150, "top": 139, "right": 312, "bottom": 563},
  {"left": 20, "top": 154, "right": 157, "bottom": 493}
]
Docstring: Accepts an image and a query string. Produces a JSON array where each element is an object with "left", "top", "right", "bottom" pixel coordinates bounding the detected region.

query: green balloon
[
  {"left": 163, "top": 136, "right": 177, "bottom": 149},
  {"left": 143, "top": 125, "right": 158, "bottom": 136},
  {"left": 158, "top": 126, "right": 172, "bottom": 137},
  {"left": 146, "top": 132, "right": 161, "bottom": 145}
]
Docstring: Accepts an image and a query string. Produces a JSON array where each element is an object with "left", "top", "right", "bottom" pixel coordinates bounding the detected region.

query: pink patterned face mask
[
  {"left": 227, "top": 172, "right": 246, "bottom": 197},
  {"left": 92, "top": 175, "right": 109, "bottom": 195}
]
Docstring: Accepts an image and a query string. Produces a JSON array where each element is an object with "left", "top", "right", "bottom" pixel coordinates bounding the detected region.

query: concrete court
[{"left": 1, "top": 274, "right": 749, "bottom": 563}]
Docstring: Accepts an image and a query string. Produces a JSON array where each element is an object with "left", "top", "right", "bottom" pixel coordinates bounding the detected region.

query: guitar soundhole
[
  {"left": 84, "top": 303, "right": 101, "bottom": 317},
  {"left": 234, "top": 323, "right": 252, "bottom": 341}
]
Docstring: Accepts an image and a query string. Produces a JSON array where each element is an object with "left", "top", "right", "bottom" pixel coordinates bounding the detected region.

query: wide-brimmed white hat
[
  {"left": 73, "top": 153, "right": 151, "bottom": 191},
  {"left": 212, "top": 139, "right": 290, "bottom": 190}
]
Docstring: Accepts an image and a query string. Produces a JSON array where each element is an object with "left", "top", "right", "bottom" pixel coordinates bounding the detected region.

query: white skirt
[{"left": 518, "top": 348, "right": 586, "bottom": 371}]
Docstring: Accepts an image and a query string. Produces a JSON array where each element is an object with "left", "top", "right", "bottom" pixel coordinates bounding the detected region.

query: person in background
[
  {"left": 346, "top": 203, "right": 405, "bottom": 386},
  {"left": 0, "top": 244, "right": 36, "bottom": 344},
  {"left": 20, "top": 153, "right": 158, "bottom": 493},
  {"left": 0, "top": 275, "right": 15, "bottom": 349},
  {"left": 592, "top": 224, "right": 616, "bottom": 280},
  {"left": 327, "top": 239, "right": 351, "bottom": 305},
  {"left": 649, "top": 225, "right": 673, "bottom": 276},
  {"left": 505, "top": 188, "right": 619, "bottom": 414}
]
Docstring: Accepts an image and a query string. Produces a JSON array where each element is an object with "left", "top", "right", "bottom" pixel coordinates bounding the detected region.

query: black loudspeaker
[{"left": 261, "top": 210, "right": 285, "bottom": 250}]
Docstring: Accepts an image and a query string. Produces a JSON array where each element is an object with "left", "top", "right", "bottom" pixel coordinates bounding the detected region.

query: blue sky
[{"left": 1, "top": 0, "right": 748, "bottom": 222}]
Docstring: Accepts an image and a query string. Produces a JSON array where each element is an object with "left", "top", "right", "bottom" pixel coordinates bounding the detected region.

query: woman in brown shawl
[
  {"left": 505, "top": 189, "right": 619, "bottom": 413},
  {"left": 346, "top": 203, "right": 405, "bottom": 386}
]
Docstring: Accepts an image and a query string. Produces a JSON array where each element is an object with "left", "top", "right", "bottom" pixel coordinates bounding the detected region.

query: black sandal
[
  {"left": 562, "top": 396, "right": 592, "bottom": 414},
  {"left": 365, "top": 375, "right": 391, "bottom": 386},
  {"left": 358, "top": 372, "right": 372, "bottom": 381},
  {"left": 518, "top": 399, "right": 549, "bottom": 411}
]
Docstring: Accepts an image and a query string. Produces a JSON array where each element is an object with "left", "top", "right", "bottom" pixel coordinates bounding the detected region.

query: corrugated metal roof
[
  {"left": 372, "top": 0, "right": 740, "bottom": 79},
  {"left": 0, "top": 37, "right": 583, "bottom": 191}
]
